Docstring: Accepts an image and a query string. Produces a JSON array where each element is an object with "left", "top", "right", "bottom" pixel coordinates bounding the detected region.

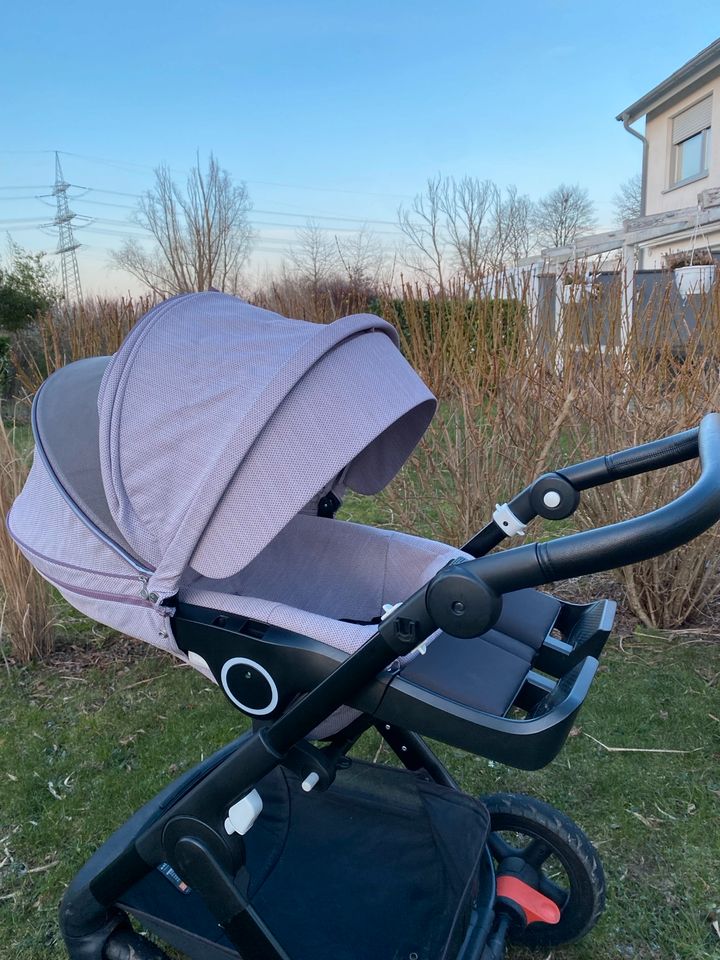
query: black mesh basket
[{"left": 121, "top": 760, "right": 492, "bottom": 960}]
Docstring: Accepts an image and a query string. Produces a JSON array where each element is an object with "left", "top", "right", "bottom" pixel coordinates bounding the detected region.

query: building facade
[{"left": 618, "top": 40, "right": 720, "bottom": 268}]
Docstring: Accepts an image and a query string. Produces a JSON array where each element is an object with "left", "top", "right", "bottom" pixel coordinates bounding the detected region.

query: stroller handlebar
[
  {"left": 559, "top": 425, "right": 700, "bottom": 489},
  {"left": 425, "top": 414, "right": 720, "bottom": 639}
]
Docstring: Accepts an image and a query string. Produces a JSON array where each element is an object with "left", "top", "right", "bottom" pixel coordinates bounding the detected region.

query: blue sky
[{"left": 1, "top": 1, "right": 718, "bottom": 293}]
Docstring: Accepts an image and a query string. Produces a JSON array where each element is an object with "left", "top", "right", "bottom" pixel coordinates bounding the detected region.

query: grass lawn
[
  {"left": 1, "top": 496, "right": 719, "bottom": 959},
  {"left": 1, "top": 609, "right": 718, "bottom": 959}
]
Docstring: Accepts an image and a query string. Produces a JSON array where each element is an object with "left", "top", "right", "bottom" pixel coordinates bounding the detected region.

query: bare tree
[
  {"left": 532, "top": 183, "right": 597, "bottom": 250},
  {"left": 440, "top": 176, "right": 496, "bottom": 286},
  {"left": 487, "top": 185, "right": 534, "bottom": 268},
  {"left": 399, "top": 176, "right": 534, "bottom": 288},
  {"left": 287, "top": 220, "right": 341, "bottom": 290},
  {"left": 112, "top": 154, "right": 253, "bottom": 296},
  {"left": 335, "top": 227, "right": 386, "bottom": 289},
  {"left": 612, "top": 173, "right": 643, "bottom": 224},
  {"left": 398, "top": 175, "right": 449, "bottom": 288}
]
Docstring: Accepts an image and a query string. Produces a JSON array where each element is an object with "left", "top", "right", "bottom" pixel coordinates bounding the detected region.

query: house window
[{"left": 671, "top": 96, "right": 712, "bottom": 185}]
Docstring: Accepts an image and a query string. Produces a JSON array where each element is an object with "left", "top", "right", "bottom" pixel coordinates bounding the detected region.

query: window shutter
[{"left": 672, "top": 97, "right": 712, "bottom": 144}]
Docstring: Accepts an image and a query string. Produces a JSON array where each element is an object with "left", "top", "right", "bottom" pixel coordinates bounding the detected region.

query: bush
[
  {"left": 253, "top": 276, "right": 380, "bottom": 325},
  {"left": 0, "top": 418, "right": 54, "bottom": 662},
  {"left": 366, "top": 283, "right": 524, "bottom": 398},
  {"left": 379, "top": 278, "right": 720, "bottom": 629},
  {"left": 0, "top": 336, "right": 12, "bottom": 398},
  {"left": 11, "top": 295, "right": 152, "bottom": 398},
  {"left": 0, "top": 244, "right": 59, "bottom": 332},
  {"left": 370, "top": 291, "right": 519, "bottom": 345}
]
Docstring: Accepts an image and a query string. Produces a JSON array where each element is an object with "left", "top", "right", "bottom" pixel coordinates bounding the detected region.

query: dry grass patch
[{"left": 0, "top": 419, "right": 53, "bottom": 662}]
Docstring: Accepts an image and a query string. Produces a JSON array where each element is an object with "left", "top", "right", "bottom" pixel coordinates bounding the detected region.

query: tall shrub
[
  {"left": 0, "top": 419, "right": 53, "bottom": 661},
  {"left": 12, "top": 295, "right": 152, "bottom": 397},
  {"left": 379, "top": 276, "right": 720, "bottom": 629}
]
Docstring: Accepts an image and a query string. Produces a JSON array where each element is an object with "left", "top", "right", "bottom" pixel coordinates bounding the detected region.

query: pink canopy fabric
[
  {"left": 97, "top": 292, "right": 436, "bottom": 602},
  {"left": 8, "top": 291, "right": 455, "bottom": 739}
]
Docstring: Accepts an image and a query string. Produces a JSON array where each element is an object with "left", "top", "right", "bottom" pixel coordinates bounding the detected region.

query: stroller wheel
[{"left": 481, "top": 792, "right": 605, "bottom": 948}]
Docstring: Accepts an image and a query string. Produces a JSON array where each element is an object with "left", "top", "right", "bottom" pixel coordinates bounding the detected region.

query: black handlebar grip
[
  {"left": 461, "top": 414, "right": 720, "bottom": 598},
  {"left": 538, "top": 413, "right": 720, "bottom": 582},
  {"left": 604, "top": 427, "right": 699, "bottom": 481},
  {"left": 560, "top": 427, "right": 699, "bottom": 490}
]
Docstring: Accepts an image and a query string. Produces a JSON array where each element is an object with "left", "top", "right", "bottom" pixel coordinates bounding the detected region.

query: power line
[
  {"left": 0, "top": 216, "right": 48, "bottom": 225},
  {"left": 57, "top": 150, "right": 412, "bottom": 200},
  {"left": 3, "top": 183, "right": 404, "bottom": 232},
  {"left": 58, "top": 151, "right": 156, "bottom": 175},
  {"left": 246, "top": 178, "right": 411, "bottom": 200},
  {"left": 67, "top": 187, "right": 402, "bottom": 228},
  {"left": 0, "top": 157, "right": 407, "bottom": 263},
  {"left": 80, "top": 216, "right": 399, "bottom": 238},
  {"left": 71, "top": 186, "right": 142, "bottom": 199},
  {"left": 53, "top": 204, "right": 401, "bottom": 237},
  {"left": 253, "top": 208, "right": 396, "bottom": 226},
  {"left": 71, "top": 197, "right": 137, "bottom": 211}
]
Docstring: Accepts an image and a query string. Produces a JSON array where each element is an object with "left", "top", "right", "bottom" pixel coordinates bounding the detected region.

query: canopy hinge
[
  {"left": 139, "top": 576, "right": 159, "bottom": 604},
  {"left": 317, "top": 491, "right": 342, "bottom": 518}
]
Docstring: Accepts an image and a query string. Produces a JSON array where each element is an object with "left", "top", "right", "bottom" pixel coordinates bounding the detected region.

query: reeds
[
  {"left": 379, "top": 272, "right": 720, "bottom": 629},
  {"left": 0, "top": 419, "right": 53, "bottom": 662},
  {"left": 0, "top": 297, "right": 151, "bottom": 662},
  {"left": 12, "top": 295, "right": 152, "bottom": 398},
  {"left": 3, "top": 272, "right": 719, "bottom": 654}
]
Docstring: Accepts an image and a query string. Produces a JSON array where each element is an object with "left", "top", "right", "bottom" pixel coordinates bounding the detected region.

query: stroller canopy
[{"left": 78, "top": 293, "right": 435, "bottom": 600}]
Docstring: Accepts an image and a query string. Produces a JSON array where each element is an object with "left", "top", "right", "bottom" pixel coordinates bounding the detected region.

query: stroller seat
[
  {"left": 177, "top": 509, "right": 563, "bottom": 723},
  {"left": 172, "top": 522, "right": 609, "bottom": 768},
  {"left": 400, "top": 588, "right": 562, "bottom": 717}
]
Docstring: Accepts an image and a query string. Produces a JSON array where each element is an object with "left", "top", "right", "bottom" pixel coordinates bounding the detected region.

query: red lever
[{"left": 496, "top": 875, "right": 562, "bottom": 926}]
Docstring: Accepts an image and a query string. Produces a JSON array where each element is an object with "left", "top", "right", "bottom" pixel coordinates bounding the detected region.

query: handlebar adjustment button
[{"left": 426, "top": 567, "right": 501, "bottom": 639}]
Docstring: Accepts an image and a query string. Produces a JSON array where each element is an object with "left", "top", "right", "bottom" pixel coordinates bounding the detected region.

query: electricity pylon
[{"left": 51, "top": 152, "right": 83, "bottom": 304}]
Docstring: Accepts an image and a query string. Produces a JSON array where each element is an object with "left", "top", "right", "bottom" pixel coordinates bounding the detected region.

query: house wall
[
  {"left": 535, "top": 271, "right": 715, "bottom": 350},
  {"left": 632, "top": 270, "right": 713, "bottom": 346},
  {"left": 645, "top": 76, "right": 720, "bottom": 216}
]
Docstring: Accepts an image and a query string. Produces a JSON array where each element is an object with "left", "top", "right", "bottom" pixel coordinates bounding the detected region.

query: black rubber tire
[
  {"left": 103, "top": 928, "right": 173, "bottom": 960},
  {"left": 481, "top": 792, "right": 605, "bottom": 948}
]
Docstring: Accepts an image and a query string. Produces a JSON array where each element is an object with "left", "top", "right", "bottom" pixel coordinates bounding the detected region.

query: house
[
  {"left": 510, "top": 39, "right": 720, "bottom": 276},
  {"left": 495, "top": 39, "right": 720, "bottom": 322},
  {"left": 617, "top": 39, "right": 720, "bottom": 268}
]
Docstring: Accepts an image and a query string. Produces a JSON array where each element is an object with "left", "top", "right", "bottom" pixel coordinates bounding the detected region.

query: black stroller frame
[{"left": 57, "top": 415, "right": 720, "bottom": 960}]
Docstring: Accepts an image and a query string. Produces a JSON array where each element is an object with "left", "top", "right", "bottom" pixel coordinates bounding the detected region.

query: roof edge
[{"left": 616, "top": 38, "right": 720, "bottom": 123}]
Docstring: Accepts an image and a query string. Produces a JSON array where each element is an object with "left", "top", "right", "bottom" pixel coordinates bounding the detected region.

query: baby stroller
[{"left": 9, "top": 292, "right": 720, "bottom": 960}]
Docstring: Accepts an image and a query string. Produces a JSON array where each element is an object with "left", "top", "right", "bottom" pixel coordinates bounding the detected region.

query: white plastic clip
[
  {"left": 301, "top": 772, "right": 320, "bottom": 793},
  {"left": 492, "top": 503, "right": 527, "bottom": 537},
  {"left": 187, "top": 650, "right": 212, "bottom": 675},
  {"left": 224, "top": 789, "right": 263, "bottom": 836},
  {"left": 381, "top": 602, "right": 402, "bottom": 621}
]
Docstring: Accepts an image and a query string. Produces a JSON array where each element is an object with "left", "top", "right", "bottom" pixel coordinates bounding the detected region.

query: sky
[{"left": 1, "top": 1, "right": 719, "bottom": 295}]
